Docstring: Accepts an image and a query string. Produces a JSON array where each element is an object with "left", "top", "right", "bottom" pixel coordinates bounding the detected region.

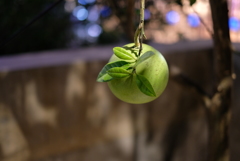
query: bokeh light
[
  {"left": 73, "top": 6, "right": 88, "bottom": 21},
  {"left": 144, "top": 9, "right": 151, "bottom": 20},
  {"left": 87, "top": 23, "right": 102, "bottom": 38},
  {"left": 88, "top": 6, "right": 100, "bottom": 22},
  {"left": 229, "top": 17, "right": 240, "bottom": 31},
  {"left": 71, "top": 0, "right": 240, "bottom": 45},
  {"left": 166, "top": 11, "right": 180, "bottom": 25},
  {"left": 187, "top": 14, "right": 200, "bottom": 27},
  {"left": 85, "top": 0, "right": 96, "bottom": 4},
  {"left": 78, "top": 0, "right": 86, "bottom": 5},
  {"left": 78, "top": 0, "right": 96, "bottom": 5},
  {"left": 100, "top": 6, "right": 111, "bottom": 18}
]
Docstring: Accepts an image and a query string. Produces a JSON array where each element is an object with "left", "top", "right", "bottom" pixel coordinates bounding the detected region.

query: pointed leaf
[
  {"left": 121, "top": 63, "right": 133, "bottom": 70},
  {"left": 97, "top": 61, "right": 130, "bottom": 82},
  {"left": 190, "top": 0, "right": 196, "bottom": 6},
  {"left": 97, "top": 74, "right": 113, "bottom": 82},
  {"left": 135, "top": 51, "right": 154, "bottom": 67},
  {"left": 113, "top": 47, "right": 136, "bottom": 60},
  {"left": 107, "top": 67, "right": 131, "bottom": 78},
  {"left": 136, "top": 74, "right": 156, "bottom": 97}
]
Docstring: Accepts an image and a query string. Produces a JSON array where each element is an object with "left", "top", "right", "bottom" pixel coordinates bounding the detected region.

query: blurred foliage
[
  {"left": 0, "top": 0, "right": 202, "bottom": 55},
  {"left": 98, "top": 31, "right": 120, "bottom": 45},
  {"left": 0, "top": 0, "right": 72, "bottom": 55}
]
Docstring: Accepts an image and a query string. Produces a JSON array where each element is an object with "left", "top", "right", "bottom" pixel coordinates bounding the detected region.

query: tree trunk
[{"left": 208, "top": 0, "right": 232, "bottom": 161}]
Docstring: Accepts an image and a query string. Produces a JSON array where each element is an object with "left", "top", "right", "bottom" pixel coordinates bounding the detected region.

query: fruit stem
[{"left": 134, "top": 0, "right": 146, "bottom": 57}]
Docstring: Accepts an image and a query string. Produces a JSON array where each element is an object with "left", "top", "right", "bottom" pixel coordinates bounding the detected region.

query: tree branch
[
  {"left": 208, "top": 0, "right": 232, "bottom": 160},
  {"left": 192, "top": 7, "right": 214, "bottom": 38},
  {"left": 0, "top": 0, "right": 64, "bottom": 48}
]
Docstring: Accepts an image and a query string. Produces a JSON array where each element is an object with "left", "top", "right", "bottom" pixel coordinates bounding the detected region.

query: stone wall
[{"left": 0, "top": 41, "right": 239, "bottom": 161}]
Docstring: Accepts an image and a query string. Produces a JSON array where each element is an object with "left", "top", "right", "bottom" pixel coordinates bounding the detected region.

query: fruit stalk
[{"left": 134, "top": 0, "right": 146, "bottom": 56}]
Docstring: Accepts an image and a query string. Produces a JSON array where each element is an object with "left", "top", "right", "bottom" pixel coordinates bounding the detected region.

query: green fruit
[{"left": 107, "top": 43, "right": 169, "bottom": 104}]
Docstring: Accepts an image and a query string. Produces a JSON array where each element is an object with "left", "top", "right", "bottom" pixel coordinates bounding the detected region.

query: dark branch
[
  {"left": 0, "top": 0, "right": 64, "bottom": 48},
  {"left": 192, "top": 7, "right": 214, "bottom": 38},
  {"left": 170, "top": 65, "right": 212, "bottom": 99}
]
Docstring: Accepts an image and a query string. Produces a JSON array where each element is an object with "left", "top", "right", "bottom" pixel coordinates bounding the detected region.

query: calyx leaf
[
  {"left": 97, "top": 61, "right": 130, "bottom": 82},
  {"left": 113, "top": 47, "right": 136, "bottom": 60},
  {"left": 107, "top": 67, "right": 131, "bottom": 78},
  {"left": 99, "top": 74, "right": 113, "bottom": 82},
  {"left": 136, "top": 74, "right": 156, "bottom": 97},
  {"left": 135, "top": 51, "right": 154, "bottom": 67}
]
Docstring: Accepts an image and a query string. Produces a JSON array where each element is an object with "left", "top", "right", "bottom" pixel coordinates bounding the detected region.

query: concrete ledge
[{"left": 0, "top": 40, "right": 215, "bottom": 72}]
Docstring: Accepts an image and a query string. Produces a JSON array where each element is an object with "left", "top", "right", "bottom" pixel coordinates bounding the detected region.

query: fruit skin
[{"left": 108, "top": 43, "right": 169, "bottom": 104}]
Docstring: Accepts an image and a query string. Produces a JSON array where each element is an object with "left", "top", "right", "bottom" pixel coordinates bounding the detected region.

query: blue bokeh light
[
  {"left": 73, "top": 6, "right": 88, "bottom": 21},
  {"left": 88, "top": 6, "right": 99, "bottom": 22},
  {"left": 87, "top": 24, "right": 102, "bottom": 37},
  {"left": 78, "top": 0, "right": 96, "bottom": 5},
  {"left": 187, "top": 14, "right": 200, "bottom": 27},
  {"left": 144, "top": 9, "right": 151, "bottom": 20},
  {"left": 77, "top": 9, "right": 88, "bottom": 21},
  {"left": 166, "top": 11, "right": 180, "bottom": 25},
  {"left": 78, "top": 0, "right": 86, "bottom": 5},
  {"left": 86, "top": 0, "right": 96, "bottom": 4},
  {"left": 73, "top": 6, "right": 81, "bottom": 17},
  {"left": 229, "top": 17, "right": 240, "bottom": 31},
  {"left": 100, "top": 6, "right": 111, "bottom": 18}
]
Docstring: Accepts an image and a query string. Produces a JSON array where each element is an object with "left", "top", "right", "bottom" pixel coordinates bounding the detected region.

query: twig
[
  {"left": 177, "top": 2, "right": 214, "bottom": 38},
  {"left": 138, "top": 28, "right": 143, "bottom": 57},
  {"left": 170, "top": 65, "right": 212, "bottom": 99},
  {"left": 192, "top": 7, "right": 214, "bottom": 38},
  {"left": 0, "top": 0, "right": 64, "bottom": 48}
]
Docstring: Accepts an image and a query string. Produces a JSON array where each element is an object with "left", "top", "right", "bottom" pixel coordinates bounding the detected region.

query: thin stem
[
  {"left": 134, "top": 0, "right": 146, "bottom": 57},
  {"left": 140, "top": 0, "right": 145, "bottom": 29},
  {"left": 0, "top": 0, "right": 64, "bottom": 48},
  {"left": 138, "top": 29, "right": 143, "bottom": 57},
  {"left": 192, "top": 7, "right": 213, "bottom": 38}
]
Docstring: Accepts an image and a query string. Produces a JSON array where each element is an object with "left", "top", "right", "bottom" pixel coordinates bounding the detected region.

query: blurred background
[
  {"left": 1, "top": 0, "right": 240, "bottom": 55},
  {"left": 0, "top": 0, "right": 240, "bottom": 161}
]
